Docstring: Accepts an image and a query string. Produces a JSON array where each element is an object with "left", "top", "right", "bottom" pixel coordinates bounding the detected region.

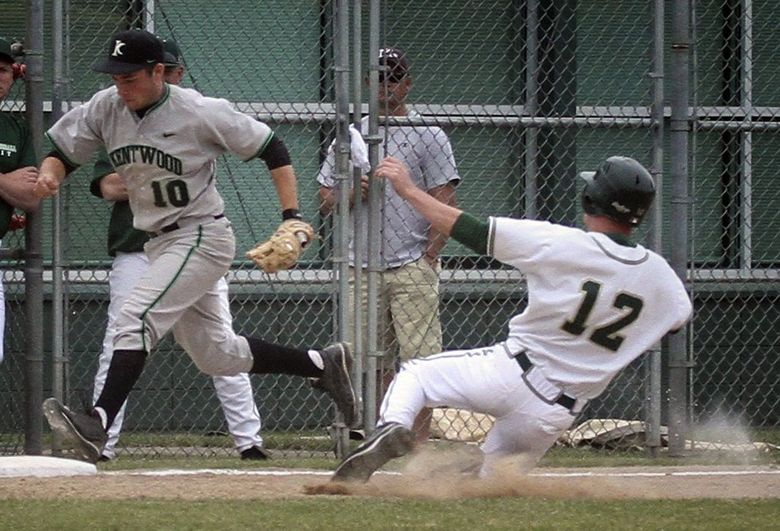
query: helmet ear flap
[
  {"left": 579, "top": 172, "right": 603, "bottom": 217},
  {"left": 581, "top": 187, "right": 597, "bottom": 216}
]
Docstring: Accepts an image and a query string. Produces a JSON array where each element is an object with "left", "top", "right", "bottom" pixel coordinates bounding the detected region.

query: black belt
[
  {"left": 515, "top": 351, "right": 578, "bottom": 412},
  {"left": 154, "top": 214, "right": 225, "bottom": 236}
]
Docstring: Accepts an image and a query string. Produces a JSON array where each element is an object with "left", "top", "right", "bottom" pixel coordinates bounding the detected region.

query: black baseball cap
[
  {"left": 92, "top": 29, "right": 164, "bottom": 74},
  {"left": 378, "top": 47, "right": 410, "bottom": 83},
  {"left": 0, "top": 37, "right": 14, "bottom": 64},
  {"left": 161, "top": 38, "right": 183, "bottom": 67}
]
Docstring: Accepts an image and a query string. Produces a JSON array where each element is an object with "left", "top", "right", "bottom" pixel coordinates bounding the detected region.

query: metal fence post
[
  {"left": 668, "top": 0, "right": 693, "bottom": 456},
  {"left": 23, "top": 0, "right": 45, "bottom": 456},
  {"left": 644, "top": 0, "right": 666, "bottom": 458},
  {"left": 350, "top": 0, "right": 365, "bottom": 432},
  {"left": 363, "top": 0, "right": 382, "bottom": 435},
  {"left": 332, "top": 0, "right": 351, "bottom": 458}
]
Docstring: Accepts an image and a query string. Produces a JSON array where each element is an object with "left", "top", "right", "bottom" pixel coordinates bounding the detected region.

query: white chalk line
[{"left": 103, "top": 468, "right": 780, "bottom": 479}]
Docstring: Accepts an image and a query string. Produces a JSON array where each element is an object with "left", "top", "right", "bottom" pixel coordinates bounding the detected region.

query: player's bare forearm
[
  {"left": 34, "top": 157, "right": 67, "bottom": 198},
  {"left": 376, "top": 157, "right": 462, "bottom": 236},
  {"left": 404, "top": 187, "right": 461, "bottom": 237},
  {"left": 99, "top": 172, "right": 129, "bottom": 202},
  {"left": 425, "top": 182, "right": 457, "bottom": 259},
  {"left": 0, "top": 166, "right": 41, "bottom": 212},
  {"left": 270, "top": 165, "right": 299, "bottom": 212}
]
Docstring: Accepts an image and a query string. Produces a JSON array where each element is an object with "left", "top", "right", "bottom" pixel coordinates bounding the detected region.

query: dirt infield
[{"left": 0, "top": 465, "right": 777, "bottom": 501}]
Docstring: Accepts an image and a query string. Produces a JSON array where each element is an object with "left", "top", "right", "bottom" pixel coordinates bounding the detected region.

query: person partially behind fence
[
  {"left": 33, "top": 29, "right": 358, "bottom": 463},
  {"left": 88, "top": 37, "right": 269, "bottom": 461},
  {"left": 332, "top": 155, "right": 692, "bottom": 482},
  {"left": 0, "top": 36, "right": 41, "bottom": 365},
  {"left": 317, "top": 47, "right": 460, "bottom": 444}
]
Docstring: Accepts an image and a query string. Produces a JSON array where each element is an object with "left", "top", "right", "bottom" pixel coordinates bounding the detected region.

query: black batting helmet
[{"left": 580, "top": 156, "right": 655, "bottom": 227}]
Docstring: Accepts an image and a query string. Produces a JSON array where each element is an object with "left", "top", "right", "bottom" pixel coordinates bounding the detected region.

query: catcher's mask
[{"left": 580, "top": 156, "right": 655, "bottom": 227}]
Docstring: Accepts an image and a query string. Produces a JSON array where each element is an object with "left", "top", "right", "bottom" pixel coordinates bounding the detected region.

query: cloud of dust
[{"left": 306, "top": 448, "right": 633, "bottom": 500}]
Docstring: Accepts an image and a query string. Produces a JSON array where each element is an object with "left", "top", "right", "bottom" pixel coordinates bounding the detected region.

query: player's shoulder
[
  {"left": 492, "top": 217, "right": 581, "bottom": 242},
  {"left": 88, "top": 85, "right": 121, "bottom": 107},
  {"left": 643, "top": 247, "right": 682, "bottom": 276},
  {"left": 643, "top": 249, "right": 692, "bottom": 312},
  {"left": 167, "top": 84, "right": 207, "bottom": 105},
  {"left": 0, "top": 110, "right": 28, "bottom": 133},
  {"left": 488, "top": 217, "right": 584, "bottom": 259},
  {"left": 166, "top": 85, "right": 230, "bottom": 110},
  {"left": 77, "top": 85, "right": 125, "bottom": 117}
]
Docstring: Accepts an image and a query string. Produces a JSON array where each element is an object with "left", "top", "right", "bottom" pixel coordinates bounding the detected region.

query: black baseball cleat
[
  {"left": 317, "top": 342, "right": 359, "bottom": 428},
  {"left": 42, "top": 397, "right": 108, "bottom": 464},
  {"left": 332, "top": 422, "right": 414, "bottom": 483},
  {"left": 240, "top": 446, "right": 271, "bottom": 460}
]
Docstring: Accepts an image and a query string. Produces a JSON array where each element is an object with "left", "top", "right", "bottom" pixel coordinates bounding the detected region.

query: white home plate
[{"left": 0, "top": 456, "right": 97, "bottom": 478}]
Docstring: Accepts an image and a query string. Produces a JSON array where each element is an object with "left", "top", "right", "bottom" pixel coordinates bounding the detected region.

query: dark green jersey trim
[
  {"left": 90, "top": 150, "right": 113, "bottom": 198},
  {"left": 45, "top": 132, "right": 80, "bottom": 169},
  {"left": 144, "top": 84, "right": 171, "bottom": 116},
  {"left": 451, "top": 212, "right": 488, "bottom": 255},
  {"left": 590, "top": 235, "right": 649, "bottom": 265},
  {"left": 139, "top": 225, "right": 203, "bottom": 351},
  {"left": 245, "top": 130, "right": 275, "bottom": 162}
]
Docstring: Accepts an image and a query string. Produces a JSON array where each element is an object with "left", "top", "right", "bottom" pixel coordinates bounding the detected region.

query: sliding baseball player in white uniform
[
  {"left": 34, "top": 29, "right": 357, "bottom": 463},
  {"left": 333, "top": 155, "right": 692, "bottom": 482}
]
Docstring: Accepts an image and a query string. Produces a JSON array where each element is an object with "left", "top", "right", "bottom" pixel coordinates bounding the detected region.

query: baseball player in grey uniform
[
  {"left": 333, "top": 155, "right": 693, "bottom": 482},
  {"left": 34, "top": 29, "right": 357, "bottom": 463},
  {"left": 90, "top": 38, "right": 267, "bottom": 461}
]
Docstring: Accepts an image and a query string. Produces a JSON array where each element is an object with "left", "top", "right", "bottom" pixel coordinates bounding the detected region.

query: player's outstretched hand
[{"left": 375, "top": 157, "right": 415, "bottom": 198}]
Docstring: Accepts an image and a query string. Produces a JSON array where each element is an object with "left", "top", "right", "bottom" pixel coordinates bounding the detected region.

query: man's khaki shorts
[{"left": 348, "top": 256, "right": 442, "bottom": 365}]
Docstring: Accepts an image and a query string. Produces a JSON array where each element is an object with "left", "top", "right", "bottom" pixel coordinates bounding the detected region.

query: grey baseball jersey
[
  {"left": 45, "top": 83, "right": 272, "bottom": 369},
  {"left": 318, "top": 115, "right": 459, "bottom": 268},
  {"left": 47, "top": 84, "right": 273, "bottom": 232}
]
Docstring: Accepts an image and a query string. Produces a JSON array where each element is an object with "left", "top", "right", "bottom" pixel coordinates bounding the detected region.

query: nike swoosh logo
[{"left": 163, "top": 132, "right": 176, "bottom": 137}]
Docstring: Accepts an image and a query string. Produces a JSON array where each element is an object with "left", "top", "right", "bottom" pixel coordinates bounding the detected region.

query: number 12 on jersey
[{"left": 562, "top": 280, "right": 643, "bottom": 352}]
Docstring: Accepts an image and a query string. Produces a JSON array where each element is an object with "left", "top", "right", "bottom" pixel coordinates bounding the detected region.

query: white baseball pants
[{"left": 379, "top": 342, "right": 576, "bottom": 476}]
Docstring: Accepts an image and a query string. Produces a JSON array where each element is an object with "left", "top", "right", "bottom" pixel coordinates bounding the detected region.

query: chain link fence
[
  {"left": 2, "top": 0, "right": 778, "bottom": 460},
  {"left": 689, "top": 0, "right": 779, "bottom": 450}
]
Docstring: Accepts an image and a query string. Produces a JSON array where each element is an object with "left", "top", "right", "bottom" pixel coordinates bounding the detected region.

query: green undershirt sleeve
[{"left": 451, "top": 212, "right": 489, "bottom": 255}]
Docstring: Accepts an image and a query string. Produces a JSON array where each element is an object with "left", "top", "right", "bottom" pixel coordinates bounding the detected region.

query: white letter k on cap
[{"left": 112, "top": 40, "right": 126, "bottom": 57}]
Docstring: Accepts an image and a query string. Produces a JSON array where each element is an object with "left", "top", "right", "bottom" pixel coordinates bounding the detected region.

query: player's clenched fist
[
  {"left": 34, "top": 172, "right": 62, "bottom": 198},
  {"left": 374, "top": 157, "right": 415, "bottom": 198}
]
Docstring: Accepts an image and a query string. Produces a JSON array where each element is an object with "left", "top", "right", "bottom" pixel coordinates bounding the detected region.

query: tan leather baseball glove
[{"left": 246, "top": 219, "right": 315, "bottom": 273}]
